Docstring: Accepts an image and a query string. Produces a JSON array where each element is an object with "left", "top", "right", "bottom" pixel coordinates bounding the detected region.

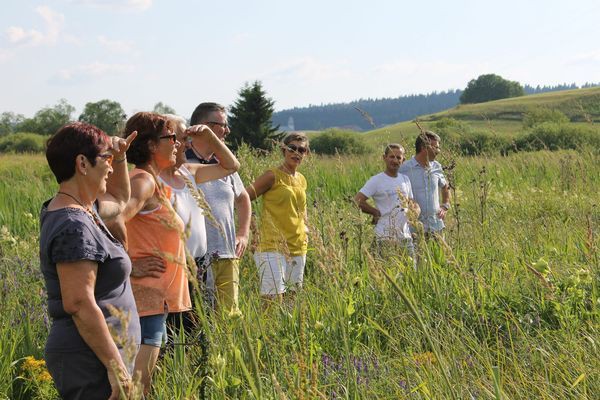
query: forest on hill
[{"left": 272, "top": 83, "right": 600, "bottom": 131}]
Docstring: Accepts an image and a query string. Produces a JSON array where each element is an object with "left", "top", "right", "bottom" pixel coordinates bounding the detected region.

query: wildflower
[
  {"left": 21, "top": 356, "right": 52, "bottom": 383},
  {"left": 412, "top": 351, "right": 436, "bottom": 367}
]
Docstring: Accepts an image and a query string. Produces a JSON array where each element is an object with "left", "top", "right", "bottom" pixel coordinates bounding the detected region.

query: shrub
[
  {"left": 310, "top": 129, "right": 368, "bottom": 155},
  {"left": 458, "top": 132, "right": 513, "bottom": 156},
  {"left": 429, "top": 117, "right": 472, "bottom": 150},
  {"left": 0, "top": 132, "right": 46, "bottom": 153},
  {"left": 429, "top": 118, "right": 512, "bottom": 156},
  {"left": 522, "top": 108, "right": 570, "bottom": 128},
  {"left": 514, "top": 122, "right": 600, "bottom": 151}
]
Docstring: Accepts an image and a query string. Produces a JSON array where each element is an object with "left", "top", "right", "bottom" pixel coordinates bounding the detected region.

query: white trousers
[{"left": 254, "top": 252, "right": 306, "bottom": 295}]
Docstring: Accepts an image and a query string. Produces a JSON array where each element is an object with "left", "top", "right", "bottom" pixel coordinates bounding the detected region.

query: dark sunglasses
[
  {"left": 97, "top": 153, "right": 114, "bottom": 165},
  {"left": 159, "top": 133, "right": 177, "bottom": 144},
  {"left": 206, "top": 121, "right": 229, "bottom": 130},
  {"left": 285, "top": 144, "right": 308, "bottom": 154}
]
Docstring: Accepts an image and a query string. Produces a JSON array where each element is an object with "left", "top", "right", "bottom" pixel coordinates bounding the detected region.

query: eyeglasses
[
  {"left": 159, "top": 133, "right": 177, "bottom": 144},
  {"left": 285, "top": 144, "right": 308, "bottom": 154},
  {"left": 97, "top": 153, "right": 114, "bottom": 165},
  {"left": 206, "top": 121, "right": 229, "bottom": 130}
]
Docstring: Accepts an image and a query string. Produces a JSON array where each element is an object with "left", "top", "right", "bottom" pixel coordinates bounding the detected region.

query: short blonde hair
[
  {"left": 283, "top": 132, "right": 309, "bottom": 146},
  {"left": 384, "top": 143, "right": 405, "bottom": 155}
]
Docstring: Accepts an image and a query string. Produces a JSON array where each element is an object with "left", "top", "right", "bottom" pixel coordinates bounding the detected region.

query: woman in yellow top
[{"left": 247, "top": 132, "right": 309, "bottom": 299}]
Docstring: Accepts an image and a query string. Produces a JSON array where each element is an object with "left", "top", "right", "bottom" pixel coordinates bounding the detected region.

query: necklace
[
  {"left": 56, "top": 191, "right": 121, "bottom": 244},
  {"left": 57, "top": 191, "right": 91, "bottom": 210},
  {"left": 56, "top": 191, "right": 103, "bottom": 225}
]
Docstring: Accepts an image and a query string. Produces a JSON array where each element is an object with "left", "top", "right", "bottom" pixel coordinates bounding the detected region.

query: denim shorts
[{"left": 139, "top": 313, "right": 168, "bottom": 347}]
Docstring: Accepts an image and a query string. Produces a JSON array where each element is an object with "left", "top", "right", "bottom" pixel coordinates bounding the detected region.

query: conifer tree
[{"left": 228, "top": 81, "right": 282, "bottom": 150}]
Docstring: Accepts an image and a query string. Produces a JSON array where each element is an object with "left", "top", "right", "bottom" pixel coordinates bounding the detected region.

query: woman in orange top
[
  {"left": 246, "top": 132, "right": 309, "bottom": 300},
  {"left": 112, "top": 112, "right": 239, "bottom": 395}
]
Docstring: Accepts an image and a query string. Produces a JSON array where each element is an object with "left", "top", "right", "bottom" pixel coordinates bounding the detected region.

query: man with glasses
[
  {"left": 399, "top": 131, "right": 450, "bottom": 239},
  {"left": 186, "top": 102, "right": 251, "bottom": 313}
]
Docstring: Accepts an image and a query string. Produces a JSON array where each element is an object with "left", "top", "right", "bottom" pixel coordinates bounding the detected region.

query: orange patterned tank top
[{"left": 126, "top": 169, "right": 190, "bottom": 317}]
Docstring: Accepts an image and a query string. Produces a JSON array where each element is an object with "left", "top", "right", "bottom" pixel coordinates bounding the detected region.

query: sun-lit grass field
[{"left": 1, "top": 141, "right": 598, "bottom": 399}]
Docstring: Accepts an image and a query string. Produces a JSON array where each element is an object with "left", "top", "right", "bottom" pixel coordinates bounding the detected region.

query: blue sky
[{"left": 1, "top": 0, "right": 599, "bottom": 119}]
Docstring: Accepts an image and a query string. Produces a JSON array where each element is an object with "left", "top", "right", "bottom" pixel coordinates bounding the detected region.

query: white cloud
[
  {"left": 98, "top": 35, "right": 134, "bottom": 53},
  {"left": 263, "top": 57, "right": 353, "bottom": 82},
  {"left": 70, "top": 0, "right": 152, "bottom": 12},
  {"left": 6, "top": 6, "right": 64, "bottom": 47},
  {"left": 52, "top": 62, "right": 135, "bottom": 83}
]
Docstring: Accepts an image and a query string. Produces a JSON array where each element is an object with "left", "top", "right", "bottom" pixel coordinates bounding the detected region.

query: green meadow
[
  {"left": 1, "top": 142, "right": 599, "bottom": 399},
  {"left": 1, "top": 89, "right": 599, "bottom": 399}
]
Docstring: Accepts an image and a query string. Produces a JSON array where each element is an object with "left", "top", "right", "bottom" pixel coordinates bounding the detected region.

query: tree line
[
  {"left": 0, "top": 81, "right": 281, "bottom": 154},
  {"left": 272, "top": 90, "right": 462, "bottom": 131},
  {"left": 0, "top": 100, "right": 179, "bottom": 137}
]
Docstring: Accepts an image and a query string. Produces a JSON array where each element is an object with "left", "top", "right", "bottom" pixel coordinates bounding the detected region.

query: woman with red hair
[{"left": 41, "top": 122, "right": 138, "bottom": 399}]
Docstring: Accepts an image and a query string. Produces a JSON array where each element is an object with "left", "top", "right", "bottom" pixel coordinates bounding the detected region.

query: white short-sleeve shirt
[{"left": 359, "top": 172, "right": 414, "bottom": 240}]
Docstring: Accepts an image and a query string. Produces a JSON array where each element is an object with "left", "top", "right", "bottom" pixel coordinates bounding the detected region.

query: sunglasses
[
  {"left": 159, "top": 133, "right": 177, "bottom": 144},
  {"left": 97, "top": 153, "right": 114, "bottom": 165},
  {"left": 286, "top": 144, "right": 308, "bottom": 154},
  {"left": 206, "top": 121, "right": 229, "bottom": 130}
]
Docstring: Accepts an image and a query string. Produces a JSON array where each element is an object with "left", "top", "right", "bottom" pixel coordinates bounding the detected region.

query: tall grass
[{"left": 1, "top": 147, "right": 598, "bottom": 399}]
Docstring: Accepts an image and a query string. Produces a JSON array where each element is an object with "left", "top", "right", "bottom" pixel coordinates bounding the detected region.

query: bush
[
  {"left": 430, "top": 117, "right": 472, "bottom": 149},
  {"left": 523, "top": 108, "right": 570, "bottom": 128},
  {"left": 0, "top": 133, "right": 46, "bottom": 153},
  {"left": 310, "top": 129, "right": 369, "bottom": 155},
  {"left": 430, "top": 118, "right": 512, "bottom": 156},
  {"left": 514, "top": 122, "right": 600, "bottom": 151},
  {"left": 458, "top": 132, "right": 513, "bottom": 156}
]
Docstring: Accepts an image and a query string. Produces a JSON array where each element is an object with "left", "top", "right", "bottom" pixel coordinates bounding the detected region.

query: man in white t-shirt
[{"left": 354, "top": 143, "right": 420, "bottom": 266}]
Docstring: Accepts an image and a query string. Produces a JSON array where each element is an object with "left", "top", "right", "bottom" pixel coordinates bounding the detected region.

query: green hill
[
  {"left": 359, "top": 87, "right": 600, "bottom": 151},
  {"left": 425, "top": 86, "right": 600, "bottom": 122}
]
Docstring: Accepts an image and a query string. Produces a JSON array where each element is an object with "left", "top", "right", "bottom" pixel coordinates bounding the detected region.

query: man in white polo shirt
[{"left": 355, "top": 143, "right": 420, "bottom": 266}]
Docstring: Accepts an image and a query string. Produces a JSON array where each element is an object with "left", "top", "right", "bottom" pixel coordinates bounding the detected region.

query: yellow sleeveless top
[
  {"left": 126, "top": 169, "right": 190, "bottom": 317},
  {"left": 258, "top": 168, "right": 308, "bottom": 256}
]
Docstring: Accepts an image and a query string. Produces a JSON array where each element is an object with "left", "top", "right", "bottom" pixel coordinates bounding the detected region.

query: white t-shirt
[
  {"left": 359, "top": 172, "right": 414, "bottom": 240},
  {"left": 160, "top": 166, "right": 207, "bottom": 259}
]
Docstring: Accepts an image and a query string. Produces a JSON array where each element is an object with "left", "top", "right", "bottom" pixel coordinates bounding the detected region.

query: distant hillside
[
  {"left": 423, "top": 86, "right": 600, "bottom": 123},
  {"left": 359, "top": 86, "right": 600, "bottom": 150},
  {"left": 273, "top": 83, "right": 600, "bottom": 131}
]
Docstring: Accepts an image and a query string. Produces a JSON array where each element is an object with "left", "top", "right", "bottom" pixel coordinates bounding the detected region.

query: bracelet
[
  {"left": 441, "top": 203, "right": 451, "bottom": 210},
  {"left": 114, "top": 156, "right": 127, "bottom": 163}
]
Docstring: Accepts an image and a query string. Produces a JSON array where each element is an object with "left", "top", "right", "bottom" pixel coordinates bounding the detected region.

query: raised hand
[{"left": 111, "top": 131, "right": 138, "bottom": 159}]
